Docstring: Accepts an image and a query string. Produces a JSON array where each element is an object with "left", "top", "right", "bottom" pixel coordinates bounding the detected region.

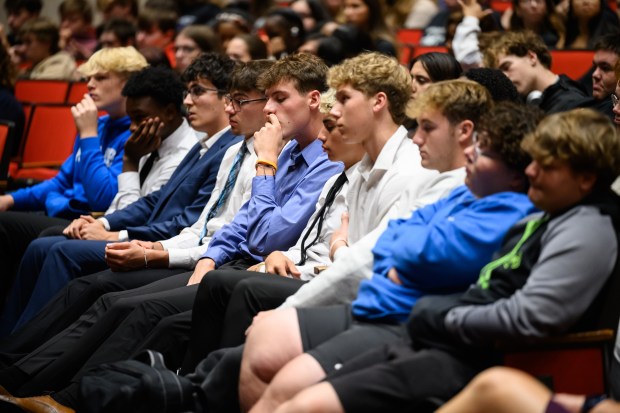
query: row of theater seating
[
  {"left": 396, "top": 29, "right": 596, "bottom": 80},
  {"left": 0, "top": 80, "right": 87, "bottom": 189}
]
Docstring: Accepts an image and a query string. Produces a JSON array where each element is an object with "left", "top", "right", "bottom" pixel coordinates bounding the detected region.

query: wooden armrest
[{"left": 497, "top": 329, "right": 615, "bottom": 351}]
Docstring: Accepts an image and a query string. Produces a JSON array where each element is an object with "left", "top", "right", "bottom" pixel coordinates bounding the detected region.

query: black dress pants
[{"left": 182, "top": 273, "right": 305, "bottom": 371}]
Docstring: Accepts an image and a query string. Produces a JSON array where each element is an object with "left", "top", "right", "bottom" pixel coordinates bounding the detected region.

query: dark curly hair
[
  {"left": 463, "top": 68, "right": 521, "bottom": 103},
  {"left": 181, "top": 52, "right": 237, "bottom": 97},
  {"left": 122, "top": 66, "right": 185, "bottom": 112},
  {"left": 477, "top": 101, "right": 543, "bottom": 174}
]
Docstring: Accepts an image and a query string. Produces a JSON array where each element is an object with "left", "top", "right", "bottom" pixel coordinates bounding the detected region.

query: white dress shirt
[
  {"left": 105, "top": 119, "right": 195, "bottom": 214},
  {"left": 279, "top": 167, "right": 466, "bottom": 310},
  {"left": 333, "top": 125, "right": 438, "bottom": 260},
  {"left": 158, "top": 137, "right": 257, "bottom": 268},
  {"left": 99, "top": 125, "right": 231, "bottom": 241},
  {"left": 273, "top": 164, "right": 357, "bottom": 280}
]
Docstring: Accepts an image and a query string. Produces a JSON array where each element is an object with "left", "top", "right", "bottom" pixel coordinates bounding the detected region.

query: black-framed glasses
[
  {"left": 224, "top": 94, "right": 268, "bottom": 112},
  {"left": 612, "top": 93, "right": 619, "bottom": 108},
  {"left": 183, "top": 84, "right": 224, "bottom": 101}
]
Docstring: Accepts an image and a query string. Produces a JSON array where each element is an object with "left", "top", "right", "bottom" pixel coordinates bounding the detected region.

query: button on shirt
[
  {"left": 158, "top": 138, "right": 257, "bottom": 269},
  {"left": 204, "top": 138, "right": 343, "bottom": 266},
  {"left": 105, "top": 119, "right": 196, "bottom": 214}
]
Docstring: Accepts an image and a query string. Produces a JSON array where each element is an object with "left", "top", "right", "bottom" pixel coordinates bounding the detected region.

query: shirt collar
[
  {"left": 158, "top": 119, "right": 193, "bottom": 157},
  {"left": 357, "top": 125, "right": 408, "bottom": 177},
  {"left": 199, "top": 125, "right": 231, "bottom": 151},
  {"left": 244, "top": 136, "right": 256, "bottom": 157},
  {"left": 293, "top": 138, "right": 326, "bottom": 168}
]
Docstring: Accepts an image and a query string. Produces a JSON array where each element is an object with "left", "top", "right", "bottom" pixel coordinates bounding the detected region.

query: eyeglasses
[
  {"left": 183, "top": 84, "right": 224, "bottom": 101},
  {"left": 612, "top": 93, "right": 619, "bottom": 108},
  {"left": 224, "top": 94, "right": 268, "bottom": 112}
]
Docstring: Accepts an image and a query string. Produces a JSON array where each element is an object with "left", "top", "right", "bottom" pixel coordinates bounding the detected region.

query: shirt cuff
[
  {"left": 98, "top": 217, "right": 110, "bottom": 230},
  {"left": 251, "top": 175, "right": 276, "bottom": 196},
  {"left": 118, "top": 230, "right": 129, "bottom": 242},
  {"left": 79, "top": 135, "right": 100, "bottom": 150}
]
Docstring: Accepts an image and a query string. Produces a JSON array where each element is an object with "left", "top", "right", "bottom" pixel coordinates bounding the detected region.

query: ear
[
  {"left": 578, "top": 171, "right": 598, "bottom": 194},
  {"left": 372, "top": 92, "right": 388, "bottom": 114},
  {"left": 162, "top": 102, "right": 178, "bottom": 123},
  {"left": 456, "top": 120, "right": 475, "bottom": 148},
  {"left": 527, "top": 50, "right": 538, "bottom": 66},
  {"left": 307, "top": 90, "right": 321, "bottom": 111}
]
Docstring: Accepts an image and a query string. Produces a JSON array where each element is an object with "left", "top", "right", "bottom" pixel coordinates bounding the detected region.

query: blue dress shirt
[{"left": 203, "top": 138, "right": 343, "bottom": 266}]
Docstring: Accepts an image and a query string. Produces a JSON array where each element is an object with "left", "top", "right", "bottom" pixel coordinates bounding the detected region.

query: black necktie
[
  {"left": 298, "top": 172, "right": 348, "bottom": 266},
  {"left": 139, "top": 150, "right": 159, "bottom": 187}
]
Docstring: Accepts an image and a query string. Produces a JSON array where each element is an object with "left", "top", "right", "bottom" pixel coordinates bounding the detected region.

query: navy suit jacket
[{"left": 104, "top": 129, "right": 242, "bottom": 241}]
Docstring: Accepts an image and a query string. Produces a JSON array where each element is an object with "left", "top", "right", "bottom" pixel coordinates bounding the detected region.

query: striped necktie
[{"left": 198, "top": 141, "right": 249, "bottom": 245}]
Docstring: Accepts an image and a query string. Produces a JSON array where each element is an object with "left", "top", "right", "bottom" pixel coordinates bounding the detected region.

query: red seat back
[
  {"left": 550, "top": 50, "right": 595, "bottom": 80},
  {"left": 21, "top": 104, "right": 76, "bottom": 167},
  {"left": 66, "top": 81, "right": 89, "bottom": 105},
  {"left": 15, "top": 80, "right": 70, "bottom": 104}
]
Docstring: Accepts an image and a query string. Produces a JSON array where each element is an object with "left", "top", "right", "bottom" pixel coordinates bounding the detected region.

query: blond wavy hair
[
  {"left": 328, "top": 52, "right": 411, "bottom": 124},
  {"left": 522, "top": 108, "right": 620, "bottom": 187},
  {"left": 78, "top": 46, "right": 148, "bottom": 78},
  {"left": 406, "top": 79, "right": 492, "bottom": 126},
  {"left": 319, "top": 88, "right": 336, "bottom": 115}
]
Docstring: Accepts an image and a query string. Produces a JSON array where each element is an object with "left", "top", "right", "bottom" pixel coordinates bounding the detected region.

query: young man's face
[
  {"left": 263, "top": 80, "right": 313, "bottom": 140},
  {"left": 592, "top": 50, "right": 619, "bottom": 100},
  {"left": 331, "top": 85, "right": 374, "bottom": 145},
  {"left": 60, "top": 13, "right": 88, "bottom": 35},
  {"left": 22, "top": 33, "right": 50, "bottom": 65},
  {"left": 464, "top": 132, "right": 517, "bottom": 198},
  {"left": 318, "top": 113, "right": 365, "bottom": 166},
  {"left": 87, "top": 71, "right": 126, "bottom": 113},
  {"left": 8, "top": 8, "right": 36, "bottom": 33},
  {"left": 497, "top": 53, "right": 537, "bottom": 96},
  {"left": 413, "top": 109, "right": 462, "bottom": 172},
  {"left": 225, "top": 89, "right": 268, "bottom": 137},
  {"left": 183, "top": 78, "right": 226, "bottom": 133},
  {"left": 174, "top": 34, "right": 201, "bottom": 74},
  {"left": 525, "top": 159, "right": 592, "bottom": 214},
  {"left": 99, "top": 30, "right": 124, "bottom": 48},
  {"left": 126, "top": 95, "right": 175, "bottom": 139},
  {"left": 137, "top": 24, "right": 172, "bottom": 49}
]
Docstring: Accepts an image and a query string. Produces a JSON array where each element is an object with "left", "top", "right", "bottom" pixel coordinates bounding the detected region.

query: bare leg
[
  {"left": 274, "top": 382, "right": 345, "bottom": 413},
  {"left": 250, "top": 353, "right": 325, "bottom": 413},
  {"left": 437, "top": 367, "right": 552, "bottom": 413},
  {"left": 239, "top": 309, "right": 303, "bottom": 412}
]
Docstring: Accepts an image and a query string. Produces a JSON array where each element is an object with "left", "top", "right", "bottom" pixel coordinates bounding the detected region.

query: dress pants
[
  {"left": 182, "top": 273, "right": 305, "bottom": 372},
  {"left": 13, "top": 239, "right": 111, "bottom": 330},
  {"left": 0, "top": 212, "right": 69, "bottom": 307},
  {"left": 13, "top": 271, "right": 192, "bottom": 396},
  {"left": 0, "top": 267, "right": 186, "bottom": 369}
]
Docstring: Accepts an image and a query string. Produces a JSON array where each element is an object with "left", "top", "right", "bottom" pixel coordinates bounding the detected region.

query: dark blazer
[{"left": 105, "top": 129, "right": 242, "bottom": 241}]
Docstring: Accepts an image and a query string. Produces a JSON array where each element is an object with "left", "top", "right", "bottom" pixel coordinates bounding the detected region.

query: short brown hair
[
  {"left": 230, "top": 60, "right": 275, "bottom": 93},
  {"left": 407, "top": 79, "right": 492, "bottom": 127},
  {"left": 20, "top": 18, "right": 60, "bottom": 54},
  {"left": 59, "top": 0, "right": 93, "bottom": 24},
  {"left": 485, "top": 30, "right": 552, "bottom": 69},
  {"left": 328, "top": 52, "right": 411, "bottom": 124},
  {"left": 522, "top": 108, "right": 620, "bottom": 187},
  {"left": 257, "top": 53, "right": 328, "bottom": 94}
]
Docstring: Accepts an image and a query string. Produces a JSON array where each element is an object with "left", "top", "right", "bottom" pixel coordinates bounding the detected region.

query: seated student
[
  {"left": 136, "top": 8, "right": 177, "bottom": 68},
  {"left": 0, "top": 46, "right": 147, "bottom": 291},
  {"left": 266, "top": 108, "right": 620, "bottom": 413},
  {"left": 486, "top": 30, "right": 590, "bottom": 114},
  {"left": 13, "top": 17, "right": 77, "bottom": 80},
  {"left": 2, "top": 0, "right": 42, "bottom": 47},
  {"left": 58, "top": 0, "right": 98, "bottom": 61},
  {"left": 0, "top": 52, "right": 241, "bottom": 334},
  {"left": 0, "top": 66, "right": 195, "bottom": 335},
  {"left": 177, "top": 54, "right": 472, "bottom": 372},
  {"left": 0, "top": 53, "right": 342, "bottom": 405},
  {"left": 98, "top": 18, "right": 137, "bottom": 48},
  {"left": 239, "top": 99, "right": 540, "bottom": 413}
]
